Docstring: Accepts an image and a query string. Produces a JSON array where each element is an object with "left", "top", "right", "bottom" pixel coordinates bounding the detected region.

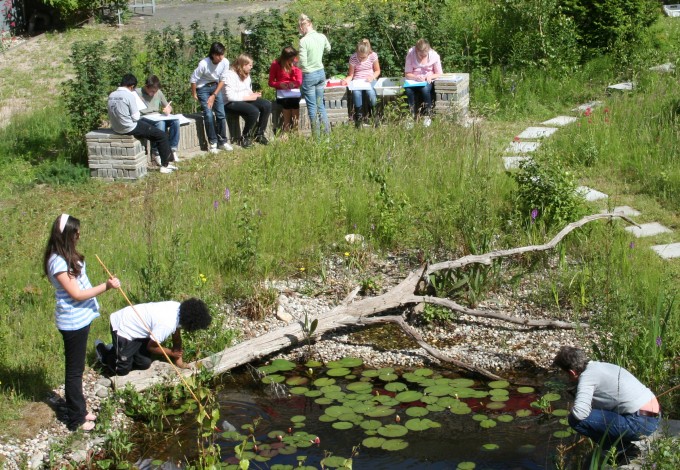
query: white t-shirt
[{"left": 110, "top": 301, "right": 180, "bottom": 343}]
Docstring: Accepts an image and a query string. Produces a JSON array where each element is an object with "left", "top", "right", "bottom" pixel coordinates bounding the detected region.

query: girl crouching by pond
[
  {"left": 43, "top": 214, "right": 120, "bottom": 431},
  {"left": 224, "top": 53, "right": 272, "bottom": 148}
]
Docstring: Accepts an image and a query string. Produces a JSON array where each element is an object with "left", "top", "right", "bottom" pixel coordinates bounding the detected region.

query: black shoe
[
  {"left": 241, "top": 137, "right": 253, "bottom": 148},
  {"left": 254, "top": 134, "right": 269, "bottom": 146}
]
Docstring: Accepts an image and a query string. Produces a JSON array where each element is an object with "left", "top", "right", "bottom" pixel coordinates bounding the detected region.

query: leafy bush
[{"left": 512, "top": 157, "right": 585, "bottom": 230}]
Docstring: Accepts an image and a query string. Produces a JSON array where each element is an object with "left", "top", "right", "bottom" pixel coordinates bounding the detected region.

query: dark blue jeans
[
  {"left": 569, "top": 409, "right": 660, "bottom": 452},
  {"left": 59, "top": 324, "right": 90, "bottom": 430},
  {"left": 197, "top": 83, "right": 227, "bottom": 145},
  {"left": 141, "top": 117, "right": 180, "bottom": 150},
  {"left": 405, "top": 82, "right": 434, "bottom": 117}
]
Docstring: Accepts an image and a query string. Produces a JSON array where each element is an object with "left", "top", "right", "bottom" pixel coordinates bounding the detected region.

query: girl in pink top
[
  {"left": 269, "top": 46, "right": 303, "bottom": 134},
  {"left": 404, "top": 38, "right": 442, "bottom": 123},
  {"left": 341, "top": 39, "right": 381, "bottom": 128}
]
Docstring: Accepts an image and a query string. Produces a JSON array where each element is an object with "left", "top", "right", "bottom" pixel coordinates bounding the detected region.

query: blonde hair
[
  {"left": 356, "top": 38, "right": 372, "bottom": 57},
  {"left": 415, "top": 38, "right": 431, "bottom": 54},
  {"left": 232, "top": 53, "right": 253, "bottom": 80},
  {"left": 299, "top": 14, "right": 312, "bottom": 33}
]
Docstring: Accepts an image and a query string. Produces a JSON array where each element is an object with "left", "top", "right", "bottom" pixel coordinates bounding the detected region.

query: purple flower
[
  {"left": 353, "top": 223, "right": 357, "bottom": 230},
  {"left": 213, "top": 200, "right": 219, "bottom": 210},
  {"left": 224, "top": 188, "right": 231, "bottom": 202},
  {"left": 629, "top": 242, "right": 635, "bottom": 249},
  {"left": 530, "top": 208, "right": 538, "bottom": 222},
  {"left": 656, "top": 336, "right": 662, "bottom": 347}
]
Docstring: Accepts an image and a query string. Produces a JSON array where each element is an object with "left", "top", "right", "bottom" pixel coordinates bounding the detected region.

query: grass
[{"left": 1, "top": 15, "right": 680, "bottom": 460}]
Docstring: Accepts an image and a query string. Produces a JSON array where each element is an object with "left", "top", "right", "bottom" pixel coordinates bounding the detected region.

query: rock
[
  {"left": 70, "top": 449, "right": 87, "bottom": 463},
  {"left": 95, "top": 387, "right": 109, "bottom": 398},
  {"left": 28, "top": 451, "right": 44, "bottom": 469},
  {"left": 96, "top": 378, "right": 112, "bottom": 388},
  {"left": 344, "top": 233, "right": 364, "bottom": 244},
  {"left": 276, "top": 304, "right": 293, "bottom": 323}
]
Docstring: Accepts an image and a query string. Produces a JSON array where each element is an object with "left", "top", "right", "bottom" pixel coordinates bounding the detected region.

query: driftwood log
[{"left": 112, "top": 213, "right": 637, "bottom": 391}]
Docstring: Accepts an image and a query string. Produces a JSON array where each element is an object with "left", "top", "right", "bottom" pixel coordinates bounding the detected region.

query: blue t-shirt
[{"left": 48, "top": 254, "right": 100, "bottom": 331}]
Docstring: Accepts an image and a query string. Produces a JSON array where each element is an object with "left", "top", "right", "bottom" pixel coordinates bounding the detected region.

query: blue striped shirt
[{"left": 48, "top": 254, "right": 100, "bottom": 331}]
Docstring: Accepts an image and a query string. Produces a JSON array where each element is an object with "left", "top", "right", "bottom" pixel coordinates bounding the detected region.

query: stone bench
[{"left": 87, "top": 115, "right": 202, "bottom": 181}]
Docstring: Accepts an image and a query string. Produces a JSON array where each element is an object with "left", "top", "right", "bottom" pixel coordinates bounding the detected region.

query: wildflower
[
  {"left": 299, "top": 266, "right": 305, "bottom": 272},
  {"left": 604, "top": 108, "right": 610, "bottom": 114},
  {"left": 395, "top": 415, "right": 401, "bottom": 423},
  {"left": 371, "top": 224, "right": 375, "bottom": 231},
  {"left": 531, "top": 208, "right": 538, "bottom": 222},
  {"left": 288, "top": 427, "right": 293, "bottom": 434},
  {"left": 344, "top": 252, "right": 350, "bottom": 257},
  {"left": 277, "top": 435, "right": 283, "bottom": 442},
  {"left": 629, "top": 242, "right": 635, "bottom": 249},
  {"left": 656, "top": 336, "right": 662, "bottom": 347},
  {"left": 213, "top": 200, "right": 218, "bottom": 210},
  {"left": 514, "top": 136, "right": 520, "bottom": 142},
  {"left": 224, "top": 187, "right": 231, "bottom": 201},
  {"left": 314, "top": 436, "right": 321, "bottom": 445},
  {"left": 584, "top": 107, "right": 592, "bottom": 117}
]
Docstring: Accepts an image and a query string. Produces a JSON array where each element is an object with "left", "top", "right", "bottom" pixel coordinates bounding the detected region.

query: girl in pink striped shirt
[{"left": 341, "top": 39, "right": 381, "bottom": 128}]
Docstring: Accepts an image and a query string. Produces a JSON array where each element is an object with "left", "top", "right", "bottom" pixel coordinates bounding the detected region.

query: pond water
[{"left": 138, "top": 360, "right": 580, "bottom": 470}]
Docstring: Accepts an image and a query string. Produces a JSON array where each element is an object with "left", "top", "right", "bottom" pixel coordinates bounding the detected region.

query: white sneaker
[
  {"left": 218, "top": 142, "right": 234, "bottom": 151},
  {"left": 153, "top": 154, "right": 161, "bottom": 166},
  {"left": 171, "top": 148, "right": 179, "bottom": 162},
  {"left": 160, "top": 166, "right": 174, "bottom": 174},
  {"left": 167, "top": 164, "right": 178, "bottom": 170},
  {"left": 208, "top": 143, "right": 219, "bottom": 154},
  {"left": 423, "top": 117, "right": 432, "bottom": 128}
]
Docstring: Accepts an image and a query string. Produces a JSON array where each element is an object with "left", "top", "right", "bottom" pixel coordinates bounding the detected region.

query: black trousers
[
  {"left": 224, "top": 98, "right": 272, "bottom": 138},
  {"left": 59, "top": 324, "right": 90, "bottom": 430},
  {"left": 101, "top": 328, "right": 152, "bottom": 376},
  {"left": 127, "top": 120, "right": 173, "bottom": 166}
]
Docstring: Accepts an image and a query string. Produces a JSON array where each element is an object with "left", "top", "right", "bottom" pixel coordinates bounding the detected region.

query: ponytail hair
[
  {"left": 43, "top": 214, "right": 84, "bottom": 278},
  {"left": 298, "top": 13, "right": 312, "bottom": 33},
  {"left": 277, "top": 46, "right": 298, "bottom": 72},
  {"left": 356, "top": 38, "right": 372, "bottom": 56}
]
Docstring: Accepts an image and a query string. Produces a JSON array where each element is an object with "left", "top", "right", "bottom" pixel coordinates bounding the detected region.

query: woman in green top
[{"left": 298, "top": 14, "right": 331, "bottom": 136}]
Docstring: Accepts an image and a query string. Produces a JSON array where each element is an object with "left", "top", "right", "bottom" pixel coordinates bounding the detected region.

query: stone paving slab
[
  {"left": 505, "top": 141, "right": 541, "bottom": 153},
  {"left": 651, "top": 243, "right": 680, "bottom": 259},
  {"left": 542, "top": 116, "right": 578, "bottom": 126},
  {"left": 600, "top": 206, "right": 641, "bottom": 217},
  {"left": 608, "top": 82, "right": 635, "bottom": 91},
  {"left": 649, "top": 62, "right": 675, "bottom": 73},
  {"left": 577, "top": 186, "right": 608, "bottom": 201},
  {"left": 625, "top": 222, "right": 673, "bottom": 238},
  {"left": 502, "top": 156, "right": 531, "bottom": 170},
  {"left": 572, "top": 101, "right": 603, "bottom": 113},
  {"left": 517, "top": 127, "right": 558, "bottom": 139}
]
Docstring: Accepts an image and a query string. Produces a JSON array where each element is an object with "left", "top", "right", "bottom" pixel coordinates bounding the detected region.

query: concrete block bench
[{"left": 87, "top": 115, "right": 202, "bottom": 180}]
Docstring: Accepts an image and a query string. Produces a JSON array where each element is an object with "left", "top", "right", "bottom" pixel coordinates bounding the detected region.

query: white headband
[{"left": 59, "top": 214, "right": 70, "bottom": 233}]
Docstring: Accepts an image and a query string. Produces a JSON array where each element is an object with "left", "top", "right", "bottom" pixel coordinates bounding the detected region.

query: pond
[{"left": 137, "top": 358, "right": 580, "bottom": 470}]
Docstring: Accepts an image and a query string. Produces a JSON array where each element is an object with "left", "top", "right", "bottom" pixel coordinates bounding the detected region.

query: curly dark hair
[
  {"left": 552, "top": 346, "right": 590, "bottom": 374},
  {"left": 178, "top": 298, "right": 212, "bottom": 332}
]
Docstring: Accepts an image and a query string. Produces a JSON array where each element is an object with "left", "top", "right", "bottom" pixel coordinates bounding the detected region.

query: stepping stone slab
[
  {"left": 577, "top": 186, "right": 608, "bottom": 201},
  {"left": 600, "top": 206, "right": 641, "bottom": 217},
  {"left": 503, "top": 156, "right": 531, "bottom": 170},
  {"left": 649, "top": 63, "right": 675, "bottom": 73},
  {"left": 625, "top": 222, "right": 672, "bottom": 238},
  {"left": 542, "top": 116, "right": 577, "bottom": 126},
  {"left": 651, "top": 243, "right": 680, "bottom": 259},
  {"left": 572, "top": 101, "right": 603, "bottom": 113},
  {"left": 517, "top": 127, "right": 558, "bottom": 139},
  {"left": 607, "top": 82, "right": 634, "bottom": 91},
  {"left": 505, "top": 141, "right": 541, "bottom": 153}
]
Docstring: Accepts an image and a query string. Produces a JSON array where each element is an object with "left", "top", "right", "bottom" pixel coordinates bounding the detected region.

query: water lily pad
[
  {"left": 289, "top": 386, "right": 309, "bottom": 395},
  {"left": 489, "top": 388, "right": 509, "bottom": 396},
  {"left": 480, "top": 419, "right": 497, "bottom": 429},
  {"left": 327, "top": 367, "right": 351, "bottom": 377},
  {"left": 395, "top": 391, "right": 423, "bottom": 403},
  {"left": 450, "top": 405, "right": 472, "bottom": 415},
  {"left": 559, "top": 418, "right": 568, "bottom": 426},
  {"left": 420, "top": 395, "right": 438, "bottom": 404},
  {"left": 325, "top": 406, "right": 351, "bottom": 417},
  {"left": 345, "top": 374, "right": 356, "bottom": 380},
  {"left": 377, "top": 424, "right": 408, "bottom": 438},
  {"left": 378, "top": 367, "right": 395, "bottom": 375},
  {"left": 450, "top": 378, "right": 475, "bottom": 388},
  {"left": 424, "top": 385, "right": 453, "bottom": 397},
  {"left": 270, "top": 359, "right": 296, "bottom": 371},
  {"left": 315, "top": 397, "right": 333, "bottom": 405},
  {"left": 326, "top": 360, "right": 347, "bottom": 369},
  {"left": 362, "top": 437, "right": 386, "bottom": 448},
  {"left": 379, "top": 372, "right": 399, "bottom": 382},
  {"left": 339, "top": 357, "right": 364, "bottom": 368},
  {"left": 364, "top": 406, "right": 396, "bottom": 418},
  {"left": 258, "top": 365, "right": 279, "bottom": 374},
  {"left": 332, "top": 421, "right": 354, "bottom": 430},
  {"left": 314, "top": 378, "right": 336, "bottom": 387},
  {"left": 305, "top": 360, "right": 323, "bottom": 368},
  {"left": 485, "top": 402, "right": 505, "bottom": 410},
  {"left": 267, "top": 430, "right": 287, "bottom": 439},
  {"left": 320, "top": 385, "right": 342, "bottom": 393},
  {"left": 325, "top": 391, "right": 346, "bottom": 401},
  {"left": 488, "top": 380, "right": 510, "bottom": 389},
  {"left": 414, "top": 368, "right": 434, "bottom": 377},
  {"left": 384, "top": 382, "right": 408, "bottom": 392},
  {"left": 405, "top": 418, "right": 439, "bottom": 431},
  {"left": 517, "top": 386, "right": 535, "bottom": 393},
  {"left": 405, "top": 407, "right": 429, "bottom": 417},
  {"left": 318, "top": 414, "right": 337, "bottom": 422},
  {"left": 437, "top": 396, "right": 460, "bottom": 407},
  {"left": 304, "top": 390, "right": 323, "bottom": 398},
  {"left": 338, "top": 412, "right": 362, "bottom": 424},
  {"left": 381, "top": 439, "right": 409, "bottom": 451},
  {"left": 490, "top": 395, "right": 509, "bottom": 402},
  {"left": 543, "top": 393, "right": 561, "bottom": 402},
  {"left": 497, "top": 414, "right": 514, "bottom": 423},
  {"left": 457, "top": 462, "right": 476, "bottom": 469},
  {"left": 321, "top": 456, "right": 348, "bottom": 468},
  {"left": 553, "top": 430, "right": 571, "bottom": 438},
  {"left": 361, "top": 369, "right": 380, "bottom": 378},
  {"left": 552, "top": 409, "right": 569, "bottom": 417},
  {"left": 262, "top": 374, "right": 285, "bottom": 384},
  {"left": 402, "top": 372, "right": 425, "bottom": 383},
  {"left": 360, "top": 419, "right": 383, "bottom": 430},
  {"left": 347, "top": 382, "right": 373, "bottom": 392},
  {"left": 516, "top": 409, "right": 533, "bottom": 417},
  {"left": 426, "top": 404, "right": 445, "bottom": 412},
  {"left": 221, "top": 431, "right": 245, "bottom": 441},
  {"left": 482, "top": 443, "right": 499, "bottom": 451},
  {"left": 472, "top": 414, "right": 488, "bottom": 422},
  {"left": 286, "top": 376, "right": 308, "bottom": 386}
]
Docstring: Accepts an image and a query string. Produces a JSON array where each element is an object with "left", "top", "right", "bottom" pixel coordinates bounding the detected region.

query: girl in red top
[{"left": 269, "top": 46, "right": 303, "bottom": 134}]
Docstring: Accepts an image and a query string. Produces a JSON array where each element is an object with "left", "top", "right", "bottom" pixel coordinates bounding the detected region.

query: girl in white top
[
  {"left": 341, "top": 39, "right": 381, "bottom": 127},
  {"left": 43, "top": 214, "right": 120, "bottom": 431},
  {"left": 223, "top": 53, "right": 272, "bottom": 148}
]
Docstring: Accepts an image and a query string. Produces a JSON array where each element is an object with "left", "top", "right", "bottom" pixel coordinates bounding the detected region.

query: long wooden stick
[{"left": 95, "top": 255, "right": 210, "bottom": 420}]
